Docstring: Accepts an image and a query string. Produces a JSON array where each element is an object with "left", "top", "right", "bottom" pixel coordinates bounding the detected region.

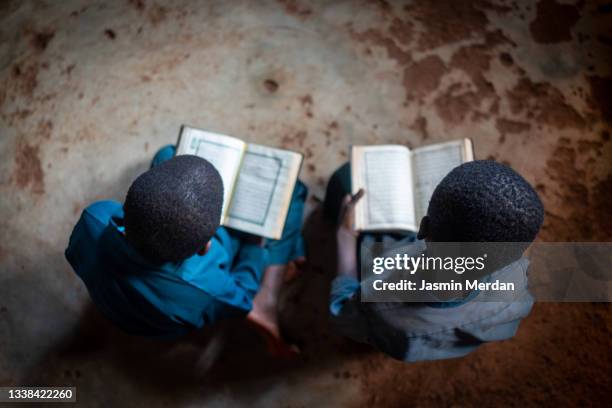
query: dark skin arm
[{"left": 336, "top": 189, "right": 365, "bottom": 279}]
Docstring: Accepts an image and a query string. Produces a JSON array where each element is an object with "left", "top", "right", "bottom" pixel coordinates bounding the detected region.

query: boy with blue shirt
[
  {"left": 66, "top": 145, "right": 306, "bottom": 355},
  {"left": 325, "top": 160, "right": 544, "bottom": 361}
]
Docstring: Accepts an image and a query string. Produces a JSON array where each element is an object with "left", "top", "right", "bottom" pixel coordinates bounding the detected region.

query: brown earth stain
[
  {"left": 404, "top": 0, "right": 509, "bottom": 51},
  {"left": 576, "top": 140, "right": 603, "bottom": 155},
  {"left": 507, "top": 78, "right": 586, "bottom": 129},
  {"left": 13, "top": 140, "right": 45, "bottom": 195},
  {"left": 352, "top": 18, "right": 466, "bottom": 103},
  {"left": 299, "top": 95, "right": 314, "bottom": 118},
  {"left": 2, "top": 109, "right": 33, "bottom": 126},
  {"left": 388, "top": 17, "right": 413, "bottom": 45},
  {"left": 64, "top": 64, "right": 76, "bottom": 77},
  {"left": 299, "top": 95, "right": 313, "bottom": 106},
  {"left": 403, "top": 55, "right": 446, "bottom": 99},
  {"left": 11, "top": 62, "right": 40, "bottom": 98},
  {"left": 366, "top": 0, "right": 392, "bottom": 14},
  {"left": 433, "top": 30, "right": 512, "bottom": 124},
  {"left": 27, "top": 28, "right": 56, "bottom": 52},
  {"left": 434, "top": 84, "right": 477, "bottom": 124},
  {"left": 280, "top": 131, "right": 308, "bottom": 149},
  {"left": 277, "top": 0, "right": 312, "bottom": 19},
  {"left": 263, "top": 79, "right": 279, "bottom": 93},
  {"left": 496, "top": 118, "right": 531, "bottom": 134},
  {"left": 449, "top": 32, "right": 510, "bottom": 90},
  {"left": 541, "top": 139, "right": 611, "bottom": 241},
  {"left": 37, "top": 119, "right": 54, "bottom": 140},
  {"left": 69, "top": 6, "right": 88, "bottom": 17},
  {"left": 586, "top": 76, "right": 612, "bottom": 123},
  {"left": 74, "top": 125, "right": 102, "bottom": 142},
  {"left": 148, "top": 4, "right": 168, "bottom": 25},
  {"left": 591, "top": 175, "right": 612, "bottom": 237},
  {"left": 351, "top": 26, "right": 412, "bottom": 66},
  {"left": 127, "top": 0, "right": 145, "bottom": 12},
  {"left": 529, "top": 0, "right": 580, "bottom": 44},
  {"left": 499, "top": 52, "right": 514, "bottom": 67},
  {"left": 409, "top": 115, "right": 429, "bottom": 139}
]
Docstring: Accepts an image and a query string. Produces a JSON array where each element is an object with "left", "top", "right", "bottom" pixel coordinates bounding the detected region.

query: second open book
[
  {"left": 176, "top": 126, "right": 303, "bottom": 240},
  {"left": 351, "top": 139, "right": 474, "bottom": 232}
]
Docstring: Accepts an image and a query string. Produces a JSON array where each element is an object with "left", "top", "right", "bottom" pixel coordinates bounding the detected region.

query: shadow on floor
[{"left": 22, "top": 206, "right": 373, "bottom": 393}]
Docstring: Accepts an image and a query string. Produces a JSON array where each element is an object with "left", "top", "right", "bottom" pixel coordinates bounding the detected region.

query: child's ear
[
  {"left": 197, "top": 241, "right": 212, "bottom": 256},
  {"left": 417, "top": 216, "right": 429, "bottom": 240}
]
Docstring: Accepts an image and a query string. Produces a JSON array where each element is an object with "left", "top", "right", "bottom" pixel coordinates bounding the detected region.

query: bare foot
[
  {"left": 247, "top": 265, "right": 300, "bottom": 358},
  {"left": 283, "top": 257, "right": 306, "bottom": 283}
]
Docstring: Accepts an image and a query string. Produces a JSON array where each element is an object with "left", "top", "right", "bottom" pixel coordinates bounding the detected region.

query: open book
[
  {"left": 351, "top": 138, "right": 474, "bottom": 232},
  {"left": 176, "top": 126, "right": 303, "bottom": 239}
]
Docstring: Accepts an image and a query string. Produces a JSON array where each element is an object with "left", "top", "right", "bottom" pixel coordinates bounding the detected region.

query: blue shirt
[{"left": 65, "top": 200, "right": 267, "bottom": 339}]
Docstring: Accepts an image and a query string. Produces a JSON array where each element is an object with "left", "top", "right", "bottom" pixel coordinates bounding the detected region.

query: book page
[
  {"left": 351, "top": 145, "right": 416, "bottom": 231},
  {"left": 176, "top": 126, "right": 246, "bottom": 215},
  {"left": 224, "top": 143, "right": 302, "bottom": 239},
  {"left": 411, "top": 139, "right": 474, "bottom": 222}
]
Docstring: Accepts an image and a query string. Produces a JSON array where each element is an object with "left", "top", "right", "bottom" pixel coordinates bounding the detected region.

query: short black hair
[
  {"left": 427, "top": 160, "right": 544, "bottom": 243},
  {"left": 124, "top": 155, "right": 223, "bottom": 262}
]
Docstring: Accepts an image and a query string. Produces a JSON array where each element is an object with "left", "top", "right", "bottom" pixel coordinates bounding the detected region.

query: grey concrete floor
[{"left": 1, "top": 0, "right": 611, "bottom": 407}]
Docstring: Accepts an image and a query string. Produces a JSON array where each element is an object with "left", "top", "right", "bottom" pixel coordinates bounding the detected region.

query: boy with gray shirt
[{"left": 325, "top": 160, "right": 543, "bottom": 361}]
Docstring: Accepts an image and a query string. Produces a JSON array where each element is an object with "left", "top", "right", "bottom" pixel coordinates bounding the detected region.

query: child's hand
[
  {"left": 336, "top": 189, "right": 364, "bottom": 279},
  {"left": 337, "top": 189, "right": 365, "bottom": 234}
]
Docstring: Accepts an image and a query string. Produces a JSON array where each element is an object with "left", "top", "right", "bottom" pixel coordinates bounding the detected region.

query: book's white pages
[
  {"left": 411, "top": 139, "right": 474, "bottom": 222},
  {"left": 351, "top": 138, "right": 473, "bottom": 233},
  {"left": 351, "top": 145, "right": 417, "bottom": 232},
  {"left": 224, "top": 144, "right": 302, "bottom": 239}
]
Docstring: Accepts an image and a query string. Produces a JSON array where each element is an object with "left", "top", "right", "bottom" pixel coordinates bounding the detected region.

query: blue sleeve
[
  {"left": 65, "top": 201, "right": 121, "bottom": 279},
  {"left": 182, "top": 229, "right": 268, "bottom": 314},
  {"left": 328, "top": 276, "right": 370, "bottom": 344},
  {"left": 330, "top": 275, "right": 360, "bottom": 316}
]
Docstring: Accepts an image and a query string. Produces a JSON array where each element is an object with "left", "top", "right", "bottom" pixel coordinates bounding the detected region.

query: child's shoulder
[{"left": 81, "top": 200, "right": 123, "bottom": 226}]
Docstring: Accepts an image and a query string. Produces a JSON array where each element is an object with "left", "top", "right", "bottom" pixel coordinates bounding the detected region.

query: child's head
[
  {"left": 419, "top": 160, "right": 544, "bottom": 244},
  {"left": 123, "top": 155, "right": 224, "bottom": 262}
]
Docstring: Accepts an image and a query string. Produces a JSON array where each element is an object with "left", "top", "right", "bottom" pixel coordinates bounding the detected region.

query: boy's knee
[
  {"left": 323, "top": 162, "right": 351, "bottom": 223},
  {"left": 151, "top": 145, "right": 176, "bottom": 168}
]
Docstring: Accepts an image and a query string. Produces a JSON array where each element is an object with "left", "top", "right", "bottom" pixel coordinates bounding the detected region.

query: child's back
[{"left": 66, "top": 155, "right": 266, "bottom": 339}]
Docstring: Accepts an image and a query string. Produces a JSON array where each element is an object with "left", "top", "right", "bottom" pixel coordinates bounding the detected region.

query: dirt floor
[{"left": 0, "top": 0, "right": 611, "bottom": 407}]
